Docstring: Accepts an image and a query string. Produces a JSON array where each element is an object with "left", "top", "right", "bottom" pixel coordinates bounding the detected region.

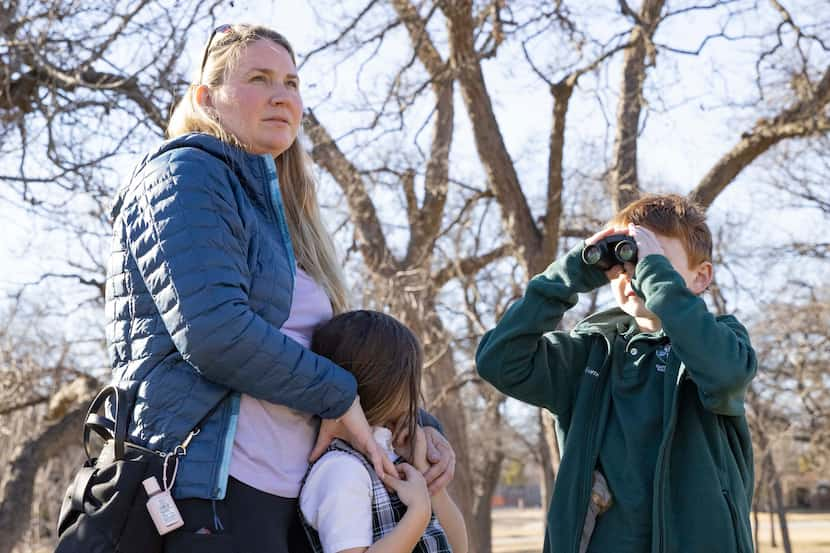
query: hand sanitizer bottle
[{"left": 143, "top": 476, "right": 184, "bottom": 535}]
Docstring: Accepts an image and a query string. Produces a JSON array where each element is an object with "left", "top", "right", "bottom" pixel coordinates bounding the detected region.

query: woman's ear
[
  {"left": 690, "top": 261, "right": 714, "bottom": 295},
  {"left": 194, "top": 84, "right": 212, "bottom": 108}
]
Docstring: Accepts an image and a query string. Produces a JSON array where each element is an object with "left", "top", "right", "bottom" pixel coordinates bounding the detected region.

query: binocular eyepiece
[{"left": 582, "top": 234, "right": 638, "bottom": 271}]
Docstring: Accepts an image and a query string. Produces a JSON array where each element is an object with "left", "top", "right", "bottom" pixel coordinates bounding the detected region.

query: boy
[{"left": 476, "top": 194, "right": 756, "bottom": 553}]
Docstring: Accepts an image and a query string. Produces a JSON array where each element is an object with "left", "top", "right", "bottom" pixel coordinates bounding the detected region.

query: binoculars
[{"left": 582, "top": 234, "right": 638, "bottom": 270}]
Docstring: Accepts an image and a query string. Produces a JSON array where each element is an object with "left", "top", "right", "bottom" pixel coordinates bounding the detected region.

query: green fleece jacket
[{"left": 476, "top": 244, "right": 756, "bottom": 553}]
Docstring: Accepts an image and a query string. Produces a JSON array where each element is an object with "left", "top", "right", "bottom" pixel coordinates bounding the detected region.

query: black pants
[{"left": 163, "top": 477, "right": 314, "bottom": 553}]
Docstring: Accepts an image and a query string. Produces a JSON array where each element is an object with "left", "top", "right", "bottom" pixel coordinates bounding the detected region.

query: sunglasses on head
[{"left": 199, "top": 24, "right": 233, "bottom": 83}]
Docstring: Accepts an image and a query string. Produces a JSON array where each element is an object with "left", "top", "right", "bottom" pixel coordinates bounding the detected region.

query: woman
[{"left": 107, "top": 24, "right": 454, "bottom": 552}]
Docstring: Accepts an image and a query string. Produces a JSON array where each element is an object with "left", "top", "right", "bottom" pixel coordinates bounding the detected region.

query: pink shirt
[{"left": 229, "top": 266, "right": 333, "bottom": 498}]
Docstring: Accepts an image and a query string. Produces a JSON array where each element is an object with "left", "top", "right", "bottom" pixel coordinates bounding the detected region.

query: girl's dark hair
[{"left": 311, "top": 310, "right": 422, "bottom": 448}]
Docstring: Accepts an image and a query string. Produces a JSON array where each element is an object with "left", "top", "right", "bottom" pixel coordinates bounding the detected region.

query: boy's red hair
[{"left": 609, "top": 194, "right": 712, "bottom": 267}]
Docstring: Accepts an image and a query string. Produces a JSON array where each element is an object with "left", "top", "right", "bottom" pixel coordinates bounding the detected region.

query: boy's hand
[
  {"left": 585, "top": 226, "right": 626, "bottom": 247},
  {"left": 627, "top": 223, "right": 664, "bottom": 260}
]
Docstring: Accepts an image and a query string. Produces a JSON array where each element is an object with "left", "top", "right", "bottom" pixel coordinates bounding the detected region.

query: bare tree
[
  {"left": 299, "top": 2, "right": 829, "bottom": 551},
  {"left": 1, "top": 1, "right": 829, "bottom": 552}
]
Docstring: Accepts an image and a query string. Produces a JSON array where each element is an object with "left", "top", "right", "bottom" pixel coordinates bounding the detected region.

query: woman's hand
[
  {"left": 422, "top": 426, "right": 456, "bottom": 495},
  {"left": 393, "top": 423, "right": 455, "bottom": 495},
  {"left": 309, "top": 396, "right": 397, "bottom": 479}
]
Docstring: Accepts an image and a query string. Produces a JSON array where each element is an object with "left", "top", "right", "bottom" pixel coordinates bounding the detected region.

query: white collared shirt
[{"left": 299, "top": 427, "right": 398, "bottom": 553}]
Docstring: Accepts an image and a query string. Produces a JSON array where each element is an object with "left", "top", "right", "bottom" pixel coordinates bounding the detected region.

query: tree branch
[
  {"left": 434, "top": 244, "right": 512, "bottom": 288},
  {"left": 442, "top": 1, "right": 542, "bottom": 273},
  {"left": 540, "top": 81, "right": 573, "bottom": 274},
  {"left": 303, "top": 109, "right": 399, "bottom": 275},
  {"left": 0, "top": 396, "right": 48, "bottom": 417},
  {"left": 610, "top": 0, "right": 666, "bottom": 211},
  {"left": 691, "top": 65, "right": 830, "bottom": 208},
  {"left": 391, "top": 0, "right": 455, "bottom": 269},
  {"left": 3, "top": 63, "right": 166, "bottom": 131}
]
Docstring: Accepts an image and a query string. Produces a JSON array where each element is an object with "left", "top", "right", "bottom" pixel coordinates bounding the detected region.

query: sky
[
  {"left": 0, "top": 0, "right": 826, "bottom": 443},
  {"left": 1, "top": 0, "right": 827, "bottom": 323}
]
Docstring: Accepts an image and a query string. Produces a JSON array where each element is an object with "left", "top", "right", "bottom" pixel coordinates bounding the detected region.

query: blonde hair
[{"left": 167, "top": 24, "right": 349, "bottom": 313}]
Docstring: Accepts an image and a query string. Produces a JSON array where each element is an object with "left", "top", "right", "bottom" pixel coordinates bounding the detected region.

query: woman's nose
[
  {"left": 269, "top": 90, "right": 285, "bottom": 105},
  {"left": 269, "top": 84, "right": 291, "bottom": 105}
]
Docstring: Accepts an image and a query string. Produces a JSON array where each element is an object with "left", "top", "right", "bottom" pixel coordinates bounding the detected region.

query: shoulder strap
[
  {"left": 83, "top": 385, "right": 129, "bottom": 460},
  {"left": 83, "top": 385, "right": 231, "bottom": 460}
]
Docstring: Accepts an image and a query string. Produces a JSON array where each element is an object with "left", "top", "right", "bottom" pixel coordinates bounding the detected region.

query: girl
[{"left": 301, "top": 310, "right": 468, "bottom": 553}]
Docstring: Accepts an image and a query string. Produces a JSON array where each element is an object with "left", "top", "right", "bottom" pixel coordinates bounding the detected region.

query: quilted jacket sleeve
[
  {"left": 122, "top": 149, "right": 357, "bottom": 419},
  {"left": 476, "top": 244, "right": 605, "bottom": 415}
]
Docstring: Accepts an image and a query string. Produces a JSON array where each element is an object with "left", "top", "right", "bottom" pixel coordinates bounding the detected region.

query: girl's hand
[
  {"left": 422, "top": 426, "right": 455, "bottom": 495},
  {"left": 385, "top": 463, "right": 430, "bottom": 519},
  {"left": 310, "top": 396, "right": 397, "bottom": 480},
  {"left": 411, "top": 426, "right": 429, "bottom": 473},
  {"left": 392, "top": 422, "right": 430, "bottom": 473}
]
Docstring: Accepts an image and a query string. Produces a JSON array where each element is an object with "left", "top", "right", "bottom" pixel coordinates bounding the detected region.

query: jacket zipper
[
  {"left": 571, "top": 337, "right": 611, "bottom": 553},
  {"left": 262, "top": 157, "right": 297, "bottom": 276},
  {"left": 654, "top": 364, "right": 686, "bottom": 553},
  {"left": 263, "top": 160, "right": 279, "bottom": 225}
]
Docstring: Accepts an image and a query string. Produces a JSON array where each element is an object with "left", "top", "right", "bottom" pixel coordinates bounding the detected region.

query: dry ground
[{"left": 492, "top": 508, "right": 830, "bottom": 553}]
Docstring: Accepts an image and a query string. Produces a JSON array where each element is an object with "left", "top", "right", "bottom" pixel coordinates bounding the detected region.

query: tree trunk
[
  {"left": 753, "top": 505, "right": 760, "bottom": 553},
  {"left": 0, "top": 403, "right": 88, "bottom": 553},
  {"left": 388, "top": 279, "right": 477, "bottom": 550},
  {"left": 538, "top": 409, "right": 560, "bottom": 510},
  {"left": 609, "top": 0, "right": 666, "bottom": 211},
  {"left": 428, "top": 353, "right": 474, "bottom": 531},
  {"left": 471, "top": 450, "right": 504, "bottom": 553},
  {"left": 764, "top": 450, "right": 792, "bottom": 553},
  {"left": 771, "top": 474, "right": 792, "bottom": 553},
  {"left": 443, "top": 1, "right": 542, "bottom": 272}
]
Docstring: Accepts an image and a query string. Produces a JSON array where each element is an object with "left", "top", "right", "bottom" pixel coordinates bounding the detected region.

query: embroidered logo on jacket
[{"left": 656, "top": 343, "right": 672, "bottom": 373}]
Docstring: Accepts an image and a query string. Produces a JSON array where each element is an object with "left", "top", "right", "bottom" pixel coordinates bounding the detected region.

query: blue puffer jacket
[{"left": 106, "top": 133, "right": 358, "bottom": 500}]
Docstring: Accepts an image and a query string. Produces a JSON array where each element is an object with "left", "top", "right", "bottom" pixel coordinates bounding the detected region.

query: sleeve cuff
[{"left": 537, "top": 242, "right": 608, "bottom": 293}]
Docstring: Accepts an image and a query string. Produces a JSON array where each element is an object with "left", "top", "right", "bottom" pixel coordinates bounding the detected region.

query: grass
[{"left": 492, "top": 508, "right": 830, "bottom": 553}]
